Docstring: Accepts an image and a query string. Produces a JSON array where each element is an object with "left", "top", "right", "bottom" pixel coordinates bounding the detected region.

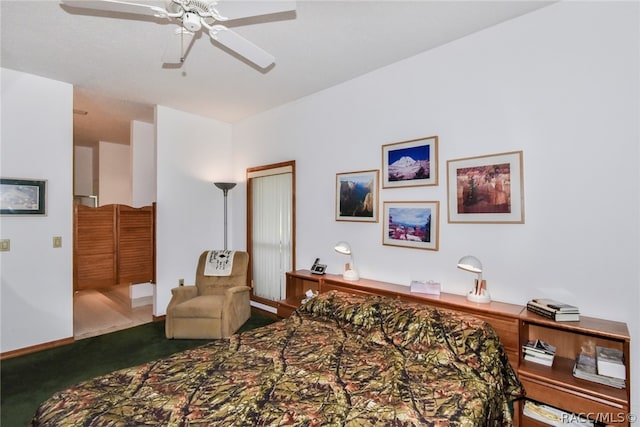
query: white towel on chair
[{"left": 204, "top": 250, "right": 235, "bottom": 276}]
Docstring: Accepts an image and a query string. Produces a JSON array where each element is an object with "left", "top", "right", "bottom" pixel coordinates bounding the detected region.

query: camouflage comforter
[{"left": 32, "top": 290, "right": 523, "bottom": 426}]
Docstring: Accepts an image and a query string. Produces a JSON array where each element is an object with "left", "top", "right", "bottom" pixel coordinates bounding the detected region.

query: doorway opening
[{"left": 72, "top": 90, "right": 156, "bottom": 338}]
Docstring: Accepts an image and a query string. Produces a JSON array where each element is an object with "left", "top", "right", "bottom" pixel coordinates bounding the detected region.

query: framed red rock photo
[{"left": 447, "top": 151, "right": 524, "bottom": 224}]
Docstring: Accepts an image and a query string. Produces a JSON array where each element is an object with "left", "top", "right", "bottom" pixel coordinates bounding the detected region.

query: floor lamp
[{"left": 214, "top": 182, "right": 236, "bottom": 250}]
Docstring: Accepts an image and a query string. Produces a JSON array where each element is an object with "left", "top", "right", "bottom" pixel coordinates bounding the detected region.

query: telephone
[{"left": 310, "top": 258, "right": 327, "bottom": 275}]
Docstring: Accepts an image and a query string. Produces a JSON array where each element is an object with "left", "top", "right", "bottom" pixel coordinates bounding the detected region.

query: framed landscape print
[
  {"left": 0, "top": 178, "right": 47, "bottom": 215},
  {"left": 383, "top": 201, "right": 439, "bottom": 250},
  {"left": 382, "top": 136, "right": 438, "bottom": 188},
  {"left": 336, "top": 169, "right": 379, "bottom": 222},
  {"left": 447, "top": 151, "right": 524, "bottom": 224}
]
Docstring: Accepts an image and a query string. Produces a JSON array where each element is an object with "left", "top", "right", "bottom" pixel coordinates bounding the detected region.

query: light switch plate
[
  {"left": 53, "top": 236, "right": 62, "bottom": 248},
  {"left": 0, "top": 239, "right": 9, "bottom": 252}
]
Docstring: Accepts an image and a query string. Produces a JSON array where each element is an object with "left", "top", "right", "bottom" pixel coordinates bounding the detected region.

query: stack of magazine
[
  {"left": 573, "top": 347, "right": 626, "bottom": 389},
  {"left": 522, "top": 339, "right": 556, "bottom": 366},
  {"left": 595, "top": 346, "right": 626, "bottom": 380},
  {"left": 523, "top": 400, "right": 594, "bottom": 426},
  {"left": 526, "top": 298, "right": 580, "bottom": 322}
]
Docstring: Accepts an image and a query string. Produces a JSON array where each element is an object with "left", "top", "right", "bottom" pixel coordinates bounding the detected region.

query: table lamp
[
  {"left": 457, "top": 255, "right": 491, "bottom": 303},
  {"left": 334, "top": 241, "right": 359, "bottom": 281}
]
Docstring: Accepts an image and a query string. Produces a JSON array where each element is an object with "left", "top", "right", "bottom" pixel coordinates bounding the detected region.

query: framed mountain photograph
[
  {"left": 336, "top": 169, "right": 379, "bottom": 222},
  {"left": 0, "top": 178, "right": 47, "bottom": 216},
  {"left": 382, "top": 136, "right": 438, "bottom": 188}
]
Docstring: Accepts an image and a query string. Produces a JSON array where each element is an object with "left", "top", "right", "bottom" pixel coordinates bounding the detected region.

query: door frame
[{"left": 246, "top": 160, "right": 296, "bottom": 308}]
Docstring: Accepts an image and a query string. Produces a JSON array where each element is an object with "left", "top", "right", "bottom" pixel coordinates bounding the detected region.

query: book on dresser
[
  {"left": 522, "top": 339, "right": 556, "bottom": 366},
  {"left": 526, "top": 298, "right": 580, "bottom": 322},
  {"left": 529, "top": 298, "right": 580, "bottom": 313},
  {"left": 595, "top": 346, "right": 626, "bottom": 380},
  {"left": 572, "top": 352, "right": 625, "bottom": 389},
  {"left": 523, "top": 400, "right": 594, "bottom": 426}
]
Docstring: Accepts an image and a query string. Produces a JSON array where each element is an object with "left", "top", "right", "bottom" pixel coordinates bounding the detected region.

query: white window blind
[{"left": 250, "top": 171, "right": 292, "bottom": 301}]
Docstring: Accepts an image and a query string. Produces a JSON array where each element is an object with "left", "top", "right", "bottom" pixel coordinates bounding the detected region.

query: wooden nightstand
[
  {"left": 278, "top": 270, "right": 334, "bottom": 318},
  {"left": 518, "top": 310, "right": 631, "bottom": 426},
  {"left": 277, "top": 297, "right": 301, "bottom": 318}
]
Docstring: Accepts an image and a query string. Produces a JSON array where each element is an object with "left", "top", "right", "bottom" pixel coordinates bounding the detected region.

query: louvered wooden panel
[
  {"left": 117, "top": 205, "right": 155, "bottom": 285},
  {"left": 74, "top": 204, "right": 117, "bottom": 290}
]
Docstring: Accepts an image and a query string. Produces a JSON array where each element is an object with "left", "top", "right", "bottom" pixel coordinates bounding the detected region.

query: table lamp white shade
[
  {"left": 334, "top": 241, "right": 359, "bottom": 281},
  {"left": 457, "top": 255, "right": 482, "bottom": 279}
]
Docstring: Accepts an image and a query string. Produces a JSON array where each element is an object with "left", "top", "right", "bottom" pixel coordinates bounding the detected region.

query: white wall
[
  {"left": 74, "top": 145, "right": 93, "bottom": 196},
  {"left": 98, "top": 141, "right": 132, "bottom": 206},
  {"left": 233, "top": 2, "right": 639, "bottom": 409},
  {"left": 131, "top": 120, "right": 156, "bottom": 207},
  {"left": 0, "top": 69, "right": 74, "bottom": 352},
  {"left": 154, "top": 106, "right": 233, "bottom": 316}
]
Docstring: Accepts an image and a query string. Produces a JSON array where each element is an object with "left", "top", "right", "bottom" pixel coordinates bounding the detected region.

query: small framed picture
[
  {"left": 0, "top": 178, "right": 47, "bottom": 216},
  {"left": 446, "top": 151, "right": 524, "bottom": 223},
  {"left": 336, "top": 169, "right": 379, "bottom": 222},
  {"left": 382, "top": 136, "right": 438, "bottom": 188},
  {"left": 383, "top": 201, "right": 439, "bottom": 250}
]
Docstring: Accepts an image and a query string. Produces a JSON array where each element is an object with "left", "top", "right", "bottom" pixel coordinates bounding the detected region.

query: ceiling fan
[{"left": 60, "top": 0, "right": 296, "bottom": 68}]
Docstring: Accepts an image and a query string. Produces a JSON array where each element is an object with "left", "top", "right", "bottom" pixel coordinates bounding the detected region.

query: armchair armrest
[
  {"left": 168, "top": 285, "right": 198, "bottom": 308},
  {"left": 222, "top": 286, "right": 252, "bottom": 337},
  {"left": 225, "top": 285, "right": 251, "bottom": 297}
]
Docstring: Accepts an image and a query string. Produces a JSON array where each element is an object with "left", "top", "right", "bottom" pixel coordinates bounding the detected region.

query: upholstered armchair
[{"left": 165, "top": 250, "right": 250, "bottom": 339}]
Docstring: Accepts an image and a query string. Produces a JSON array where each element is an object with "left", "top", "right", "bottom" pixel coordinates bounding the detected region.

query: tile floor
[{"left": 73, "top": 285, "right": 153, "bottom": 340}]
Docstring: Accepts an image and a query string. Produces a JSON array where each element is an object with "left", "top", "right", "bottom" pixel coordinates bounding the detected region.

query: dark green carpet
[{"left": 1, "top": 310, "right": 276, "bottom": 426}]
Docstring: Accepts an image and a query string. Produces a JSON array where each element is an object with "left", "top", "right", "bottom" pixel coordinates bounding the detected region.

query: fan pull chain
[{"left": 180, "top": 27, "right": 185, "bottom": 63}]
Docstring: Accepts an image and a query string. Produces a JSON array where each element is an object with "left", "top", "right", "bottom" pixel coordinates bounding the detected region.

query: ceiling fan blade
[
  {"left": 162, "top": 27, "right": 195, "bottom": 64},
  {"left": 213, "top": 1, "right": 296, "bottom": 21},
  {"left": 61, "top": 0, "right": 169, "bottom": 18},
  {"left": 209, "top": 25, "right": 274, "bottom": 68}
]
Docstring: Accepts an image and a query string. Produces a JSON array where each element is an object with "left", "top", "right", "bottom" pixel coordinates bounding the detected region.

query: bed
[{"left": 32, "top": 290, "right": 524, "bottom": 426}]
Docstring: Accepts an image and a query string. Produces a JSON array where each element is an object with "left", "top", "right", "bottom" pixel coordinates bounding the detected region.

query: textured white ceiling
[{"left": 1, "top": 1, "right": 553, "bottom": 146}]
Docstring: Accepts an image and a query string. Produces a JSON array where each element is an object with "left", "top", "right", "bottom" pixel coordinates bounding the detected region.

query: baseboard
[
  {"left": 152, "top": 314, "right": 166, "bottom": 322},
  {"left": 131, "top": 296, "right": 153, "bottom": 308},
  {"left": 1, "top": 336, "right": 75, "bottom": 360},
  {"left": 251, "top": 306, "right": 278, "bottom": 320}
]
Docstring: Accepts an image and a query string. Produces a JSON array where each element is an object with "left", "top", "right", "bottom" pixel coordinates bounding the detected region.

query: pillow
[
  {"left": 299, "top": 291, "right": 440, "bottom": 343},
  {"left": 378, "top": 300, "right": 440, "bottom": 348},
  {"left": 383, "top": 301, "right": 496, "bottom": 352},
  {"left": 298, "top": 290, "right": 384, "bottom": 329},
  {"left": 299, "top": 290, "right": 493, "bottom": 355}
]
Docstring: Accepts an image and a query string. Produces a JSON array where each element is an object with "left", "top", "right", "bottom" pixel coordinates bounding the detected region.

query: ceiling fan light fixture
[{"left": 182, "top": 12, "right": 202, "bottom": 32}]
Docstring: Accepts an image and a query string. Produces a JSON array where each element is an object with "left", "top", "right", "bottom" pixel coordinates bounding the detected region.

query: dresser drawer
[
  {"left": 519, "top": 376, "right": 629, "bottom": 426},
  {"left": 470, "top": 312, "right": 519, "bottom": 352}
]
